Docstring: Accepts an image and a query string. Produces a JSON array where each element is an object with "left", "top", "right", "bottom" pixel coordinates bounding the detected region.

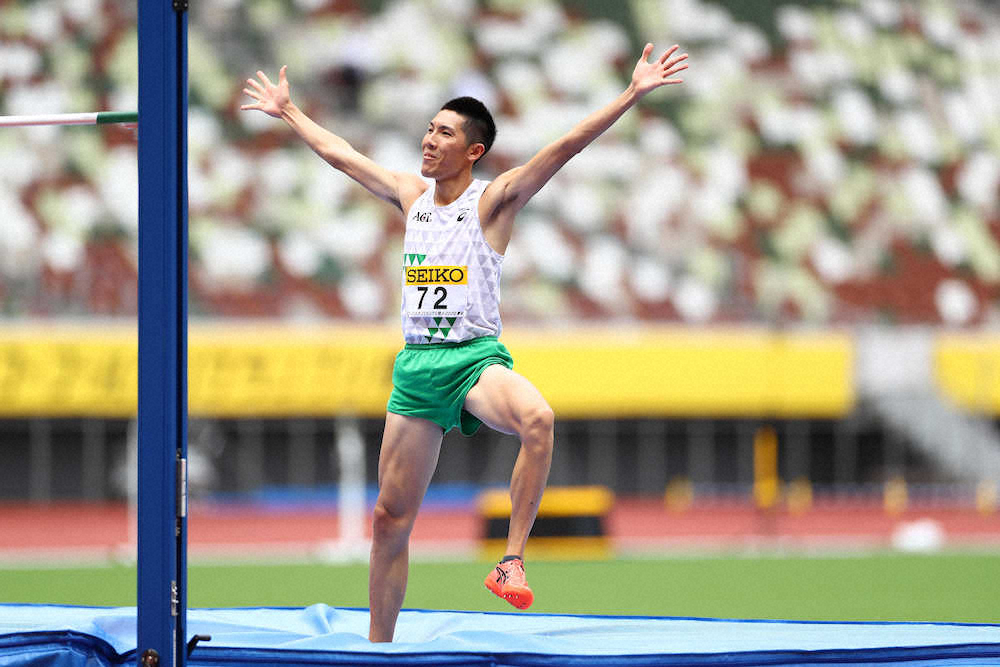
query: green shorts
[{"left": 386, "top": 336, "right": 514, "bottom": 436}]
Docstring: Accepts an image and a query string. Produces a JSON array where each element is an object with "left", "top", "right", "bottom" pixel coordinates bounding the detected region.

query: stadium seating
[{"left": 1, "top": 0, "right": 998, "bottom": 326}]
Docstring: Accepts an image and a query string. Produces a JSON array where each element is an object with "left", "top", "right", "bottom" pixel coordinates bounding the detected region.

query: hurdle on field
[{"left": 0, "top": 111, "right": 137, "bottom": 127}]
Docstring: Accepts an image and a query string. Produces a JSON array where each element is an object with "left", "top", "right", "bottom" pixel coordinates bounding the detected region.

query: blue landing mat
[{"left": 1, "top": 604, "right": 999, "bottom": 666}]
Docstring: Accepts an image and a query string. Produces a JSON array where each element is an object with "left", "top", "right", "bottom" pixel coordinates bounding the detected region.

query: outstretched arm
[
  {"left": 479, "top": 44, "right": 687, "bottom": 251},
  {"left": 241, "top": 66, "right": 426, "bottom": 212}
]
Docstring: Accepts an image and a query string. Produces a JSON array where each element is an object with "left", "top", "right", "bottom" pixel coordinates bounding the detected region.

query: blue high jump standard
[
  {"left": 1, "top": 605, "right": 999, "bottom": 666},
  {"left": 137, "top": 0, "right": 189, "bottom": 665}
]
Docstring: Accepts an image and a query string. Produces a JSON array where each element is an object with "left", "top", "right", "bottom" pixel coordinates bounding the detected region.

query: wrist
[
  {"left": 623, "top": 82, "right": 642, "bottom": 105},
  {"left": 279, "top": 101, "right": 299, "bottom": 123}
]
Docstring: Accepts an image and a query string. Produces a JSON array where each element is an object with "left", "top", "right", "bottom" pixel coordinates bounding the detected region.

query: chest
[{"left": 403, "top": 201, "right": 480, "bottom": 256}]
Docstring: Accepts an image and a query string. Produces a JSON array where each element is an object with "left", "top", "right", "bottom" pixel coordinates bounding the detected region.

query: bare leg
[
  {"left": 368, "top": 412, "right": 443, "bottom": 642},
  {"left": 464, "top": 365, "right": 554, "bottom": 557}
]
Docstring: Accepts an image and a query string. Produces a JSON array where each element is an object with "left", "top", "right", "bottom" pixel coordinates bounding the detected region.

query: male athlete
[{"left": 242, "top": 42, "right": 687, "bottom": 642}]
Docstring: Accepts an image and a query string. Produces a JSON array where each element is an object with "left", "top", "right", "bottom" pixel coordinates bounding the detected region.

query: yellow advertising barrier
[
  {"left": 503, "top": 328, "right": 853, "bottom": 418},
  {"left": 186, "top": 325, "right": 398, "bottom": 417},
  {"left": 0, "top": 324, "right": 854, "bottom": 418},
  {"left": 0, "top": 324, "right": 398, "bottom": 418},
  {"left": 0, "top": 327, "right": 139, "bottom": 417},
  {"left": 935, "top": 334, "right": 1000, "bottom": 415}
]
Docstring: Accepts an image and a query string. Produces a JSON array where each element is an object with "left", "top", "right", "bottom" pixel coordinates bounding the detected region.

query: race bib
[{"left": 404, "top": 265, "right": 468, "bottom": 317}]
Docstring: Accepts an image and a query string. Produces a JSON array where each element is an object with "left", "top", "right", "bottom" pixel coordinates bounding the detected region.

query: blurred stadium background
[{"left": 2, "top": 0, "right": 1000, "bottom": 618}]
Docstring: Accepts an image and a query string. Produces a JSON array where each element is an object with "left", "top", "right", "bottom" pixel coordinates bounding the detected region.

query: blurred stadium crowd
[{"left": 1, "top": 0, "right": 999, "bottom": 326}]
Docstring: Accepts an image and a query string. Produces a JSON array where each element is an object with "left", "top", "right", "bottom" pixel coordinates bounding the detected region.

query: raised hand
[
  {"left": 631, "top": 43, "right": 688, "bottom": 97},
  {"left": 241, "top": 66, "right": 291, "bottom": 117}
]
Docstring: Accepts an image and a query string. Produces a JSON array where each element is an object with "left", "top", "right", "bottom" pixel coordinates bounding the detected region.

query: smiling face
[{"left": 420, "top": 109, "right": 485, "bottom": 179}]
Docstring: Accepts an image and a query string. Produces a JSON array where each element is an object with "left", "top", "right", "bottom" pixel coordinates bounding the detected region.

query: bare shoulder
[
  {"left": 477, "top": 168, "right": 524, "bottom": 254},
  {"left": 396, "top": 173, "right": 429, "bottom": 213},
  {"left": 479, "top": 167, "right": 522, "bottom": 222}
]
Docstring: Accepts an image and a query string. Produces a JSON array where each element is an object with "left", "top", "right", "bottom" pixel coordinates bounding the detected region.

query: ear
[{"left": 467, "top": 142, "right": 486, "bottom": 163}]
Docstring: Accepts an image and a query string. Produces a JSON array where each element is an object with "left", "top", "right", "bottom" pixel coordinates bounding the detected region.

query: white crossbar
[{"left": 0, "top": 111, "right": 137, "bottom": 127}]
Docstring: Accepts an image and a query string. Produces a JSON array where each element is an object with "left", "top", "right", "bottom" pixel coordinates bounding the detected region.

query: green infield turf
[{"left": 1, "top": 553, "right": 997, "bottom": 623}]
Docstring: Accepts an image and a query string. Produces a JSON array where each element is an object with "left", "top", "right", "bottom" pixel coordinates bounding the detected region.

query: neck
[{"left": 433, "top": 171, "right": 474, "bottom": 206}]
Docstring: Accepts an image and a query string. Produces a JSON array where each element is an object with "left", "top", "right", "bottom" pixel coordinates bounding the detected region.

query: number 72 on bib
[{"left": 404, "top": 265, "right": 468, "bottom": 318}]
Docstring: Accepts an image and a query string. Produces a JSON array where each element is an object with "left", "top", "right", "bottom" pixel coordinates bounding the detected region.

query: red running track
[{"left": 2, "top": 498, "right": 999, "bottom": 557}]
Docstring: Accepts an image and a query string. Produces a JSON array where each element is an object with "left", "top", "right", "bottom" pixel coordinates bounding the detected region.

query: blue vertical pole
[{"left": 137, "top": 0, "right": 188, "bottom": 665}]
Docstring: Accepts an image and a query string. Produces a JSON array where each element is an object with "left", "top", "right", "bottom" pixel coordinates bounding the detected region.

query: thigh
[
  {"left": 463, "top": 364, "right": 550, "bottom": 436},
  {"left": 377, "top": 412, "right": 444, "bottom": 515}
]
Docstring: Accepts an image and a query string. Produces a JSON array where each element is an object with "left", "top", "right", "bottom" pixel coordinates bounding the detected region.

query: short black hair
[{"left": 441, "top": 96, "right": 496, "bottom": 163}]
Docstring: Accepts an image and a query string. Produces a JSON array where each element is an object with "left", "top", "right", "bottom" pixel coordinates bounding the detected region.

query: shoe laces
[{"left": 498, "top": 559, "right": 526, "bottom": 586}]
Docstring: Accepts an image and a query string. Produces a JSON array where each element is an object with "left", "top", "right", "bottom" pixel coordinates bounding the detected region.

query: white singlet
[{"left": 400, "top": 179, "right": 504, "bottom": 344}]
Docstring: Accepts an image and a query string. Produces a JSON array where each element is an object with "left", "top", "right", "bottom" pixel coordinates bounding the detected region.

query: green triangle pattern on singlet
[
  {"left": 405, "top": 253, "right": 427, "bottom": 266},
  {"left": 434, "top": 317, "right": 443, "bottom": 326},
  {"left": 446, "top": 317, "right": 457, "bottom": 326},
  {"left": 440, "top": 327, "right": 452, "bottom": 338},
  {"left": 427, "top": 327, "right": 439, "bottom": 337}
]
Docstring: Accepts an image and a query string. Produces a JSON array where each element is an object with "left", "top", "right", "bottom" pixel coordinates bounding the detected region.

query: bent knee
[{"left": 519, "top": 403, "right": 554, "bottom": 442}]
